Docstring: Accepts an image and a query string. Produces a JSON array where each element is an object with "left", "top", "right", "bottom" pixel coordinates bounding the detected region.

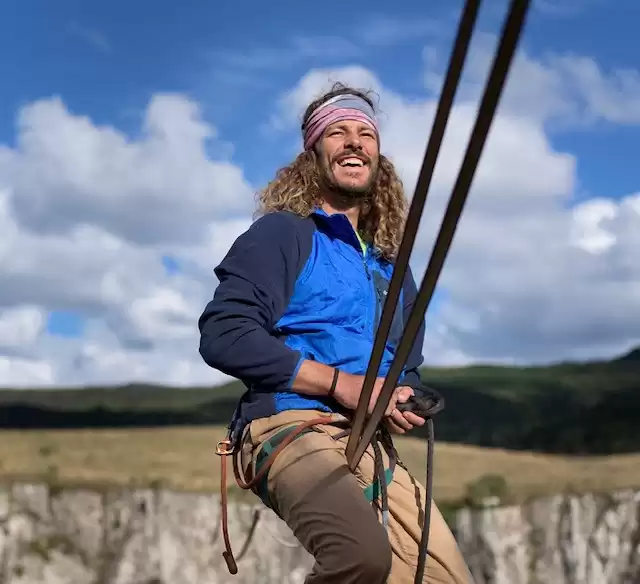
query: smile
[{"left": 337, "top": 157, "right": 366, "bottom": 167}]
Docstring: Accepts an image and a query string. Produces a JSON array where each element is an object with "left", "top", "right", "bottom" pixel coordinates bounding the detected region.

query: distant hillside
[
  {"left": 0, "top": 347, "right": 638, "bottom": 455},
  {"left": 614, "top": 346, "right": 640, "bottom": 362}
]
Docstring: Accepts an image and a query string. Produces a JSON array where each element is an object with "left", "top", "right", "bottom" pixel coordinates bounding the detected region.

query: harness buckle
[{"left": 216, "top": 439, "right": 234, "bottom": 456}]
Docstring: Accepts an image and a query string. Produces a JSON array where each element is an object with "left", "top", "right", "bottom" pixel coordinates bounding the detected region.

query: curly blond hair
[{"left": 256, "top": 84, "right": 408, "bottom": 262}]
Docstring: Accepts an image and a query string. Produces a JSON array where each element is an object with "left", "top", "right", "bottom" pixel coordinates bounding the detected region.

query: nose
[{"left": 344, "top": 133, "right": 363, "bottom": 151}]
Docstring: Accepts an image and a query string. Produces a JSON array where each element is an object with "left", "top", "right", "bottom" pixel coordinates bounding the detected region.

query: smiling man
[{"left": 198, "top": 83, "right": 472, "bottom": 584}]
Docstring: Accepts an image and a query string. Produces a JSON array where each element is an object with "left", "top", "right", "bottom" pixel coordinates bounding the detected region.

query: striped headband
[{"left": 302, "top": 94, "right": 379, "bottom": 151}]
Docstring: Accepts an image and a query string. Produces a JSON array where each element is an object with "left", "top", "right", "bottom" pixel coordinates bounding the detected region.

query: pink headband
[{"left": 302, "top": 94, "right": 379, "bottom": 151}]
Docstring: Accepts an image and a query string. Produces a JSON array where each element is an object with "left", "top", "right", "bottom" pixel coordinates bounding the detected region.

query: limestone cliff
[
  {"left": 455, "top": 489, "right": 640, "bottom": 584},
  {"left": 0, "top": 481, "right": 638, "bottom": 583}
]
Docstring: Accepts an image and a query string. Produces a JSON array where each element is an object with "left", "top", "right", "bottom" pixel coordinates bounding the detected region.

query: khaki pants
[{"left": 240, "top": 409, "right": 473, "bottom": 584}]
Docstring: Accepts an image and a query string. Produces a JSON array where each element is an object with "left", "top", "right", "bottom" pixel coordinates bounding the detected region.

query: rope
[{"left": 345, "top": 2, "right": 533, "bottom": 583}]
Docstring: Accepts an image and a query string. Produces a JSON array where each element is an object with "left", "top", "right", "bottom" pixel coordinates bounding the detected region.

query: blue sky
[
  {"left": 0, "top": 0, "right": 639, "bottom": 384},
  {"left": 2, "top": 0, "right": 637, "bottom": 189}
]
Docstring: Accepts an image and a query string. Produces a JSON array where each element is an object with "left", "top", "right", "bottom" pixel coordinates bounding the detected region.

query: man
[{"left": 198, "top": 83, "right": 472, "bottom": 584}]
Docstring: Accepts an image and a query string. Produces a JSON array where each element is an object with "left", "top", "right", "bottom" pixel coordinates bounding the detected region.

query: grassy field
[{"left": 2, "top": 425, "right": 640, "bottom": 505}]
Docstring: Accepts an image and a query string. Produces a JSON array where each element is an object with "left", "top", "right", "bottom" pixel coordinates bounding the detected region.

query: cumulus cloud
[
  {"left": 0, "top": 306, "right": 45, "bottom": 354},
  {"left": 0, "top": 94, "right": 253, "bottom": 247},
  {"left": 270, "top": 57, "right": 640, "bottom": 365},
  {"left": 0, "top": 356, "right": 54, "bottom": 387},
  {"left": 0, "top": 37, "right": 638, "bottom": 387},
  {"left": 0, "top": 94, "right": 253, "bottom": 387},
  {"left": 422, "top": 34, "right": 640, "bottom": 128}
]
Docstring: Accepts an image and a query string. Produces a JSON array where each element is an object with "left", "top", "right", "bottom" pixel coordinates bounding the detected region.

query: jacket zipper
[
  {"left": 350, "top": 223, "right": 375, "bottom": 338},
  {"left": 373, "top": 285, "right": 381, "bottom": 334},
  {"left": 362, "top": 250, "right": 382, "bottom": 341},
  {"left": 363, "top": 258, "right": 370, "bottom": 280}
]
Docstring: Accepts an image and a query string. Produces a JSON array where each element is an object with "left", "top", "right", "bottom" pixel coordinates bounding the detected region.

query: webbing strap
[
  {"left": 253, "top": 424, "right": 394, "bottom": 507},
  {"left": 254, "top": 425, "right": 317, "bottom": 506}
]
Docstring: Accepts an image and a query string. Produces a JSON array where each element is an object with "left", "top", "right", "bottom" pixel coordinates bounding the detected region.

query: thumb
[
  {"left": 396, "top": 386, "right": 415, "bottom": 403},
  {"left": 385, "top": 392, "right": 399, "bottom": 417}
]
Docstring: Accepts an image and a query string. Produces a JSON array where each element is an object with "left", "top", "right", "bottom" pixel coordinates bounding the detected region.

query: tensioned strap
[
  {"left": 344, "top": 0, "right": 484, "bottom": 471},
  {"left": 253, "top": 423, "right": 395, "bottom": 509},
  {"left": 343, "top": 2, "right": 533, "bottom": 583},
  {"left": 254, "top": 425, "right": 318, "bottom": 507},
  {"left": 346, "top": 0, "right": 533, "bottom": 470}
]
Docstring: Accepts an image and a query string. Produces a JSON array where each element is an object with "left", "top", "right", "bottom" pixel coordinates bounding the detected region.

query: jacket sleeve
[
  {"left": 398, "top": 265, "right": 427, "bottom": 392},
  {"left": 198, "top": 212, "right": 309, "bottom": 391}
]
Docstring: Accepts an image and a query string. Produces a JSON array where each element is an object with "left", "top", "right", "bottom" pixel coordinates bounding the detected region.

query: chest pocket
[
  {"left": 372, "top": 270, "right": 405, "bottom": 348},
  {"left": 283, "top": 243, "right": 369, "bottom": 336}
]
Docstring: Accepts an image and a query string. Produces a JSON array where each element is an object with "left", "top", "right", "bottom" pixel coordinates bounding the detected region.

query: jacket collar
[{"left": 310, "top": 208, "right": 385, "bottom": 261}]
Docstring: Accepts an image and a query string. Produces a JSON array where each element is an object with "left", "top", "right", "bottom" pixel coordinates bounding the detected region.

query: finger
[
  {"left": 391, "top": 408, "right": 412, "bottom": 431},
  {"left": 383, "top": 418, "right": 406, "bottom": 435},
  {"left": 402, "top": 411, "right": 425, "bottom": 427}
]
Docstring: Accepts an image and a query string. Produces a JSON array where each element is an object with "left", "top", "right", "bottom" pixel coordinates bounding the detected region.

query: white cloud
[
  {"left": 0, "top": 356, "right": 54, "bottom": 386},
  {"left": 0, "top": 95, "right": 253, "bottom": 388},
  {"left": 67, "top": 22, "right": 112, "bottom": 55},
  {"left": 208, "top": 14, "right": 440, "bottom": 81},
  {"left": 270, "top": 60, "right": 640, "bottom": 365},
  {"left": 422, "top": 34, "right": 640, "bottom": 128},
  {"left": 0, "top": 306, "right": 44, "bottom": 353},
  {"left": 0, "top": 94, "right": 253, "bottom": 247},
  {"left": 0, "top": 35, "right": 639, "bottom": 388},
  {"left": 570, "top": 198, "right": 619, "bottom": 254}
]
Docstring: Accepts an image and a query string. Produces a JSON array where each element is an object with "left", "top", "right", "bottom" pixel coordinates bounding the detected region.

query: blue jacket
[{"left": 198, "top": 209, "right": 428, "bottom": 441}]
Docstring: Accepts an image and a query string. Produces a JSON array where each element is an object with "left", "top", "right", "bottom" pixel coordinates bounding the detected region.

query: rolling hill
[{"left": 1, "top": 346, "right": 638, "bottom": 455}]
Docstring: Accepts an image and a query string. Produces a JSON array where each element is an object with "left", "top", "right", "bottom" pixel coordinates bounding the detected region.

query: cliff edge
[{"left": 1, "top": 482, "right": 638, "bottom": 583}]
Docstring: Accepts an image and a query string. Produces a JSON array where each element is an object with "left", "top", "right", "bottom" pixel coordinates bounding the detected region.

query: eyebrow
[{"left": 329, "top": 122, "right": 375, "bottom": 132}]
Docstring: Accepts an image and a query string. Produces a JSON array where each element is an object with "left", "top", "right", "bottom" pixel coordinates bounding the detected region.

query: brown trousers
[{"left": 240, "top": 409, "right": 473, "bottom": 584}]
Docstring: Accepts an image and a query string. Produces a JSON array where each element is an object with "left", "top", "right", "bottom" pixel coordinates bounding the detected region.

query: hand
[
  {"left": 332, "top": 373, "right": 425, "bottom": 435},
  {"left": 383, "top": 386, "right": 426, "bottom": 435}
]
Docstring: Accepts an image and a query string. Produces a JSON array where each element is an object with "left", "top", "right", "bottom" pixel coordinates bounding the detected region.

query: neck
[{"left": 321, "top": 196, "right": 361, "bottom": 232}]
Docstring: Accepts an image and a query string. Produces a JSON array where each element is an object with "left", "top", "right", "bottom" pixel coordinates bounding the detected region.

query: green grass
[
  {"left": 2, "top": 426, "right": 639, "bottom": 505},
  {"left": 0, "top": 346, "right": 638, "bottom": 460}
]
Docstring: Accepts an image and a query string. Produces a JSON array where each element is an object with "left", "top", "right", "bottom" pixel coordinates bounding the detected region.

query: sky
[{"left": 0, "top": 0, "right": 639, "bottom": 388}]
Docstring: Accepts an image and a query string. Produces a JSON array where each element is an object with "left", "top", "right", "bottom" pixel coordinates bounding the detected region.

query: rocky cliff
[
  {"left": 0, "top": 481, "right": 638, "bottom": 584},
  {"left": 456, "top": 489, "right": 640, "bottom": 584}
]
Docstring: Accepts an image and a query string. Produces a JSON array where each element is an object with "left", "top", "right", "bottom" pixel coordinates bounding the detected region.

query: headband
[{"left": 302, "top": 94, "right": 379, "bottom": 151}]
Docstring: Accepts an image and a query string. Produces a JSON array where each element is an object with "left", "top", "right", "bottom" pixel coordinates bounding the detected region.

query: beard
[{"left": 318, "top": 151, "right": 379, "bottom": 200}]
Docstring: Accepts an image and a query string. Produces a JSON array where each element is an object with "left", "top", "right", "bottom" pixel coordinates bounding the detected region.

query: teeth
[{"left": 338, "top": 158, "right": 364, "bottom": 167}]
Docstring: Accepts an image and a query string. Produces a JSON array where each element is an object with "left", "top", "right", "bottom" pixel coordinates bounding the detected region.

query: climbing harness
[
  {"left": 215, "top": 414, "right": 400, "bottom": 574},
  {"left": 215, "top": 0, "right": 532, "bottom": 580}
]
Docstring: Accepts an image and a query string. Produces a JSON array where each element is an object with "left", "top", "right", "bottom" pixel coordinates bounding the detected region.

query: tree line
[{"left": 2, "top": 347, "right": 638, "bottom": 455}]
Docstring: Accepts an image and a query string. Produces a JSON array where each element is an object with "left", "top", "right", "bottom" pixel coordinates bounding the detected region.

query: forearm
[{"left": 290, "top": 359, "right": 339, "bottom": 396}]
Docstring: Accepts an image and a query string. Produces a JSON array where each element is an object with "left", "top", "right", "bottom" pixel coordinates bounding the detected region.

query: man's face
[{"left": 316, "top": 119, "right": 379, "bottom": 197}]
